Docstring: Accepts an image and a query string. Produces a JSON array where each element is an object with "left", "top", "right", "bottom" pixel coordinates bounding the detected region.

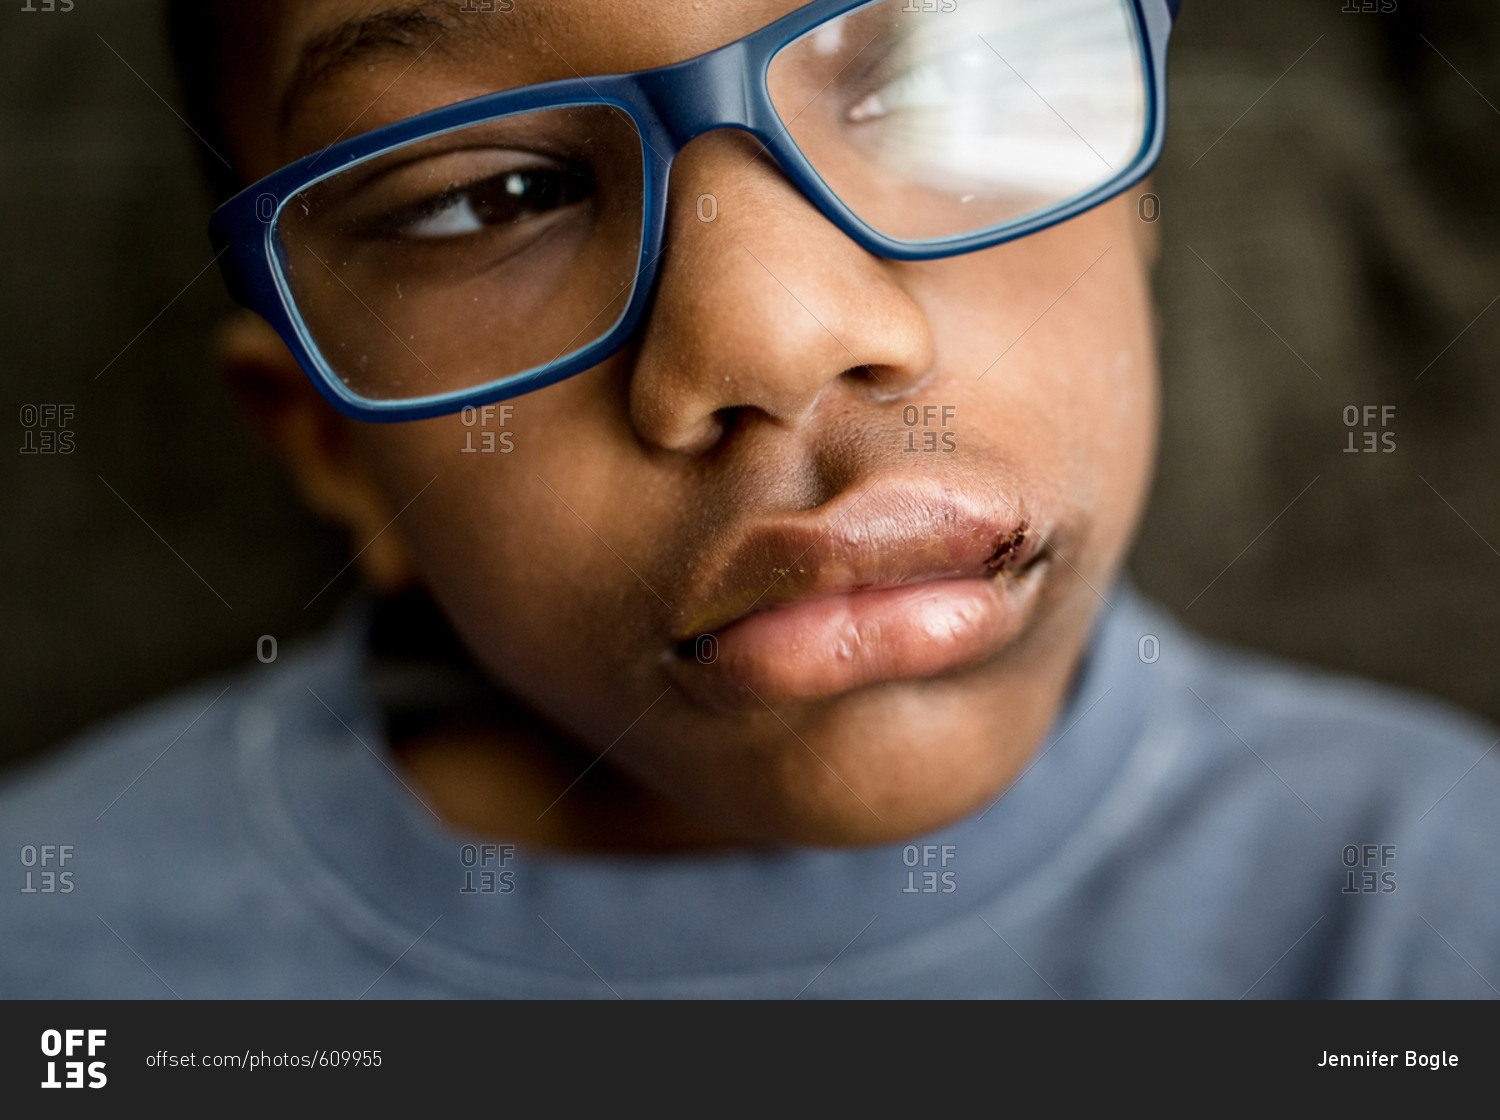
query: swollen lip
[{"left": 677, "top": 559, "right": 1048, "bottom": 705}]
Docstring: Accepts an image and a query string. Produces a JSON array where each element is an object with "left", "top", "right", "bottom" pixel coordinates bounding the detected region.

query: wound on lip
[{"left": 984, "top": 524, "right": 1030, "bottom": 574}]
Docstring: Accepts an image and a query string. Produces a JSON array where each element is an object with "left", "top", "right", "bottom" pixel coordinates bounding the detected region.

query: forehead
[{"left": 221, "top": 0, "right": 804, "bottom": 172}]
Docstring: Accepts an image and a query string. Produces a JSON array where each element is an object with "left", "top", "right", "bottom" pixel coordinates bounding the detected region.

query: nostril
[
  {"left": 847, "top": 362, "right": 933, "bottom": 403},
  {"left": 712, "top": 404, "right": 746, "bottom": 434}
]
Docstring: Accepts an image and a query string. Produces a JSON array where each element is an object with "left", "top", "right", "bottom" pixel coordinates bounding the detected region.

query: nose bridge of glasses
[{"left": 632, "top": 39, "right": 765, "bottom": 151}]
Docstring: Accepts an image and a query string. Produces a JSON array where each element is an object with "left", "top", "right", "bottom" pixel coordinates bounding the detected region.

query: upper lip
[{"left": 673, "top": 475, "right": 1043, "bottom": 641}]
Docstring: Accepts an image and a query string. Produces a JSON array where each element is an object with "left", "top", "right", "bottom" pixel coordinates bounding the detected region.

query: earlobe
[
  {"left": 213, "top": 311, "right": 320, "bottom": 435},
  {"left": 213, "top": 312, "right": 421, "bottom": 593}
]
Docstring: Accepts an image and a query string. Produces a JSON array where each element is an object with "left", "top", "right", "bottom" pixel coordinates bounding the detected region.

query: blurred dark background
[{"left": 2, "top": 0, "right": 1497, "bottom": 770}]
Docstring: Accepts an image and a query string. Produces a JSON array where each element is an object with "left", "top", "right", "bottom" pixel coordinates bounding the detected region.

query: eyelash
[{"left": 367, "top": 161, "right": 596, "bottom": 241}]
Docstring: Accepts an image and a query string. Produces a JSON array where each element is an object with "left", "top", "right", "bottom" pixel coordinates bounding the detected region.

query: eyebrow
[{"left": 278, "top": 0, "right": 557, "bottom": 126}]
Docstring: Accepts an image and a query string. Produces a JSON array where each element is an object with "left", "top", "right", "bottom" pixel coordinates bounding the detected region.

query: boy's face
[{"left": 218, "top": 0, "right": 1159, "bottom": 844}]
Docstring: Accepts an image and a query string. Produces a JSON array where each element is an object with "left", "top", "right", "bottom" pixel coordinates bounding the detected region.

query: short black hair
[{"left": 164, "top": 0, "right": 241, "bottom": 203}]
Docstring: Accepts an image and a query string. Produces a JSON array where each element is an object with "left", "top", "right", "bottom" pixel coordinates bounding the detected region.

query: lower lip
[{"left": 678, "top": 571, "right": 1045, "bottom": 705}]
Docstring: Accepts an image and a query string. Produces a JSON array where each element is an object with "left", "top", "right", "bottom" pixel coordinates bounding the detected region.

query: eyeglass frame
[{"left": 209, "top": 0, "right": 1179, "bottom": 422}]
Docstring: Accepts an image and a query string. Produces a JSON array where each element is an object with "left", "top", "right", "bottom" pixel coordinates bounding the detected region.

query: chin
[{"left": 653, "top": 660, "right": 1068, "bottom": 848}]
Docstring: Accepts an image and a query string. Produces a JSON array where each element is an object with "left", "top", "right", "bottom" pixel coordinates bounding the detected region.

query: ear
[{"left": 213, "top": 312, "right": 421, "bottom": 593}]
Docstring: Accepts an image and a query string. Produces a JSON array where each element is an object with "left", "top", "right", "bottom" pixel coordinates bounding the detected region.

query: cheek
[
  {"left": 350, "top": 370, "right": 665, "bottom": 690},
  {"left": 901, "top": 212, "right": 1158, "bottom": 547},
  {"left": 1044, "top": 252, "right": 1158, "bottom": 520}
]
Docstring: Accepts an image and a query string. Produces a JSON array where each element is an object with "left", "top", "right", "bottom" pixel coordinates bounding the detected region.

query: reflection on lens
[
  {"left": 277, "top": 105, "right": 644, "bottom": 403},
  {"left": 768, "top": 0, "right": 1148, "bottom": 242}
]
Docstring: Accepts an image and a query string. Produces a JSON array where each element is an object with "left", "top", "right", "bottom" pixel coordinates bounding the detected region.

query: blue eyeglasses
[{"left": 211, "top": 0, "right": 1177, "bottom": 422}]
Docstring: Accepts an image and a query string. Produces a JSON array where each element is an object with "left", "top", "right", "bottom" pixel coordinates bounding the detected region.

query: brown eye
[{"left": 399, "top": 165, "right": 595, "bottom": 239}]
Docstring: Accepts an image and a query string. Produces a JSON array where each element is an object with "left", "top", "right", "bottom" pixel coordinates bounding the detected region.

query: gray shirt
[{"left": 4, "top": 588, "right": 1498, "bottom": 998}]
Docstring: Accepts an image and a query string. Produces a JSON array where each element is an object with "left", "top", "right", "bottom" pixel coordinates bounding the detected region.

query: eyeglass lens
[{"left": 768, "top": 0, "right": 1147, "bottom": 241}]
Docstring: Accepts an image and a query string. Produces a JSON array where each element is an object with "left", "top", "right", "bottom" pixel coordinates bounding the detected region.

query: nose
[{"left": 627, "top": 131, "right": 935, "bottom": 454}]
